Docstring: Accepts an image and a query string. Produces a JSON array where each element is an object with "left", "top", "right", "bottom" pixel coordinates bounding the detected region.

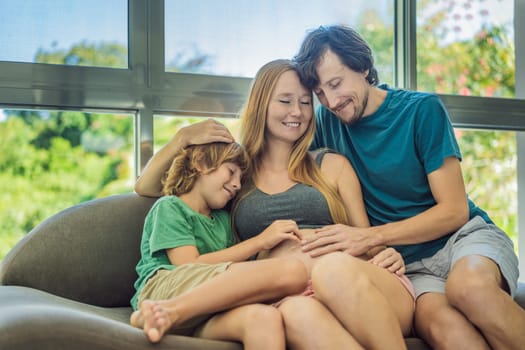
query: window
[
  {"left": 416, "top": 0, "right": 515, "bottom": 97},
  {"left": 165, "top": 0, "right": 395, "bottom": 83},
  {"left": 154, "top": 115, "right": 241, "bottom": 154},
  {"left": 0, "top": 108, "right": 134, "bottom": 258},
  {"left": 0, "top": 0, "right": 128, "bottom": 68},
  {"left": 0, "top": 0, "right": 524, "bottom": 276},
  {"left": 456, "top": 128, "right": 518, "bottom": 250}
]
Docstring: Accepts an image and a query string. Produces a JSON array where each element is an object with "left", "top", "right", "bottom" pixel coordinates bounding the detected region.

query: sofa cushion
[
  {"left": 0, "top": 286, "right": 244, "bottom": 350},
  {"left": 0, "top": 194, "right": 157, "bottom": 307}
]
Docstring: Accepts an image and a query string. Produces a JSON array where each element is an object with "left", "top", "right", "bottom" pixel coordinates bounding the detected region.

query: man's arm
[{"left": 302, "top": 157, "right": 470, "bottom": 256}]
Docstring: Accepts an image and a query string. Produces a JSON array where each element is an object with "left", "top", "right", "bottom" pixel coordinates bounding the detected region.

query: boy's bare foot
[
  {"left": 130, "top": 300, "right": 177, "bottom": 343},
  {"left": 130, "top": 309, "right": 144, "bottom": 328}
]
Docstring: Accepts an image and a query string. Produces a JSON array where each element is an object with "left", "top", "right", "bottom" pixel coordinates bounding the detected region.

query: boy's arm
[
  {"left": 167, "top": 220, "right": 303, "bottom": 265},
  {"left": 167, "top": 237, "right": 265, "bottom": 265}
]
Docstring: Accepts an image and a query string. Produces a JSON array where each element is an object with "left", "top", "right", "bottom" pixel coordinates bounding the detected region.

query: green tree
[
  {"left": 0, "top": 42, "right": 133, "bottom": 259},
  {"left": 35, "top": 40, "right": 127, "bottom": 68}
]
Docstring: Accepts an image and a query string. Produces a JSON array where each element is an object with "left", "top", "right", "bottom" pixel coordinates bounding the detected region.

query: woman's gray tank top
[{"left": 234, "top": 150, "right": 334, "bottom": 241}]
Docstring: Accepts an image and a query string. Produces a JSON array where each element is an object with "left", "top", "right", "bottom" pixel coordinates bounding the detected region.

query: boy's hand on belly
[{"left": 257, "top": 220, "right": 302, "bottom": 250}]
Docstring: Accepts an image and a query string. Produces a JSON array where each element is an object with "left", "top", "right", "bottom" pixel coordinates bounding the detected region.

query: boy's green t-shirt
[{"left": 131, "top": 195, "right": 235, "bottom": 309}]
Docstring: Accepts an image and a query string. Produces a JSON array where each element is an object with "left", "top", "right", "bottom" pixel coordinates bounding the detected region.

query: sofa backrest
[{"left": 0, "top": 193, "right": 157, "bottom": 307}]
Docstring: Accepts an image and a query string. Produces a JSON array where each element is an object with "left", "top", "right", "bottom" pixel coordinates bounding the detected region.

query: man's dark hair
[{"left": 293, "top": 25, "right": 379, "bottom": 89}]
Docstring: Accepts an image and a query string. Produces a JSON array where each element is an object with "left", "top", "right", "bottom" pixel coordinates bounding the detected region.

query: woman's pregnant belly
[
  {"left": 261, "top": 229, "right": 323, "bottom": 275},
  {"left": 260, "top": 228, "right": 367, "bottom": 275}
]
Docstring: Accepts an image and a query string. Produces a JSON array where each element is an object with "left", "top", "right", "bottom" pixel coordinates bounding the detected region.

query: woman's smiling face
[{"left": 265, "top": 69, "right": 313, "bottom": 144}]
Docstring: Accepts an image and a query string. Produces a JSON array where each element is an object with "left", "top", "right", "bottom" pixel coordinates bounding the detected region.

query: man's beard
[{"left": 345, "top": 89, "right": 369, "bottom": 125}]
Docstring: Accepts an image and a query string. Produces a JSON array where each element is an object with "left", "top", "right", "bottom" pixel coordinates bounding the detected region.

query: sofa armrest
[{"left": 0, "top": 193, "right": 157, "bottom": 307}]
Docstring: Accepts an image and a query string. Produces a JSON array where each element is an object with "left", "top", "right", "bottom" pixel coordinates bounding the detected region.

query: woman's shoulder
[
  {"left": 309, "top": 148, "right": 348, "bottom": 167},
  {"left": 309, "top": 149, "right": 352, "bottom": 186},
  {"left": 320, "top": 153, "right": 351, "bottom": 178}
]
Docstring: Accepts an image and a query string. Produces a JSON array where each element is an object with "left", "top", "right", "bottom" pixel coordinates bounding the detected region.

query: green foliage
[
  {"left": 153, "top": 116, "right": 242, "bottom": 153},
  {"left": 1, "top": 41, "right": 147, "bottom": 260},
  {"left": 356, "top": 9, "right": 395, "bottom": 85},
  {"left": 35, "top": 41, "right": 127, "bottom": 68},
  {"left": 457, "top": 130, "right": 517, "bottom": 242},
  {"left": 0, "top": 109, "right": 134, "bottom": 260},
  {"left": 416, "top": 3, "right": 514, "bottom": 97}
]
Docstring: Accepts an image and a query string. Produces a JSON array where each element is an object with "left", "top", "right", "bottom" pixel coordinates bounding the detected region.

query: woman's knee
[
  {"left": 279, "top": 296, "right": 317, "bottom": 326},
  {"left": 311, "top": 253, "right": 371, "bottom": 296},
  {"left": 273, "top": 257, "right": 309, "bottom": 293},
  {"left": 311, "top": 252, "right": 343, "bottom": 280},
  {"left": 243, "top": 304, "right": 283, "bottom": 330},
  {"left": 236, "top": 305, "right": 285, "bottom": 347}
]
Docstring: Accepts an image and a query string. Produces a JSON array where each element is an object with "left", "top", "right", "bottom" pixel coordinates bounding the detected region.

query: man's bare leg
[
  {"left": 445, "top": 255, "right": 525, "bottom": 350},
  {"left": 414, "top": 293, "right": 490, "bottom": 350}
]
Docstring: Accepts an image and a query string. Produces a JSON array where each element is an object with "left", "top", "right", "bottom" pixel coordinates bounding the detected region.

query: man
[{"left": 293, "top": 24, "right": 524, "bottom": 349}]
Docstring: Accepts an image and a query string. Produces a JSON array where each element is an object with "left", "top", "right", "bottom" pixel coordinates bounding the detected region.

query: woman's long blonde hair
[
  {"left": 232, "top": 59, "right": 349, "bottom": 225},
  {"left": 162, "top": 142, "right": 250, "bottom": 196}
]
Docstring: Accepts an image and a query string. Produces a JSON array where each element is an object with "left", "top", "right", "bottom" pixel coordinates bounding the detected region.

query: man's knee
[{"left": 446, "top": 256, "right": 503, "bottom": 311}]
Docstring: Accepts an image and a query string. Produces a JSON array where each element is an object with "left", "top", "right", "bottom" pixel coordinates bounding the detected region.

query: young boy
[{"left": 131, "top": 142, "right": 308, "bottom": 349}]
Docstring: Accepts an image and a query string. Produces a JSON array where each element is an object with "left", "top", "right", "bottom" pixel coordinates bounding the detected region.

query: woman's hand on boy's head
[{"left": 174, "top": 118, "right": 234, "bottom": 147}]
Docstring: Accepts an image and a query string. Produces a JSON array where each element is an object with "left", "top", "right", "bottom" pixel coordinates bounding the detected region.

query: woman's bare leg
[
  {"left": 130, "top": 257, "right": 307, "bottom": 342},
  {"left": 311, "top": 252, "right": 413, "bottom": 350},
  {"left": 278, "top": 296, "right": 364, "bottom": 350},
  {"left": 196, "top": 304, "right": 286, "bottom": 350}
]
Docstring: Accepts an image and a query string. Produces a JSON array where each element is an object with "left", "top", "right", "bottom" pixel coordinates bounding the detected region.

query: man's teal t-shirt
[
  {"left": 311, "top": 85, "right": 492, "bottom": 264},
  {"left": 131, "top": 196, "right": 235, "bottom": 309}
]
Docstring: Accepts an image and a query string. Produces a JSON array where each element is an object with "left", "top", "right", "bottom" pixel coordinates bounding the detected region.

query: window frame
[{"left": 0, "top": 0, "right": 524, "bottom": 276}]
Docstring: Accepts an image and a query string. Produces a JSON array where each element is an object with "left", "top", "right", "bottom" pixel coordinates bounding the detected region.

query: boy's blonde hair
[{"left": 162, "top": 142, "right": 250, "bottom": 196}]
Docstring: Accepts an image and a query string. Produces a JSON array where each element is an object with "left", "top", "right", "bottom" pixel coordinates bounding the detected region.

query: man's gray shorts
[{"left": 405, "top": 216, "right": 519, "bottom": 299}]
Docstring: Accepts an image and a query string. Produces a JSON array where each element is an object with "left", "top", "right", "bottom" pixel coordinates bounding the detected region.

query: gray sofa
[{"left": 1, "top": 193, "right": 523, "bottom": 350}]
